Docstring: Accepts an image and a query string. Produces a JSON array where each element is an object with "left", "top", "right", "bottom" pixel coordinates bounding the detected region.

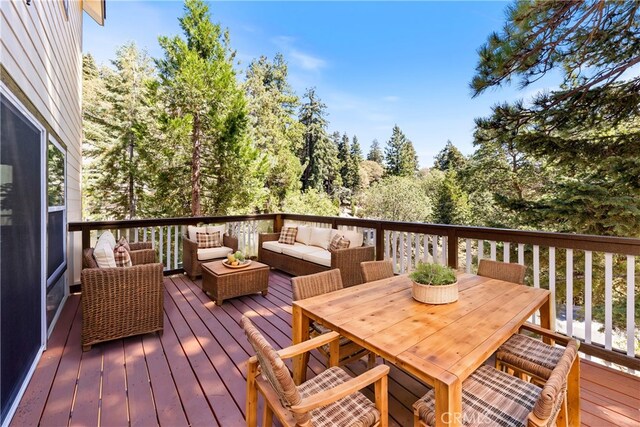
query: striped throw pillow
[
  {"left": 117, "top": 236, "right": 131, "bottom": 252},
  {"left": 114, "top": 243, "right": 132, "bottom": 267},
  {"left": 278, "top": 227, "right": 297, "bottom": 245},
  {"left": 329, "top": 234, "right": 350, "bottom": 253},
  {"left": 196, "top": 231, "right": 221, "bottom": 249}
]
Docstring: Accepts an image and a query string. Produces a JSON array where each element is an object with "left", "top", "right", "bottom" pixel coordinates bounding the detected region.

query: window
[{"left": 46, "top": 138, "right": 67, "bottom": 326}]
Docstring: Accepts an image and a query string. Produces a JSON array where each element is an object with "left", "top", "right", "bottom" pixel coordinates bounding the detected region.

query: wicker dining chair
[
  {"left": 477, "top": 259, "right": 564, "bottom": 385},
  {"left": 413, "top": 339, "right": 579, "bottom": 427},
  {"left": 241, "top": 316, "right": 390, "bottom": 427},
  {"left": 291, "top": 269, "right": 377, "bottom": 368},
  {"left": 360, "top": 260, "right": 395, "bottom": 283},
  {"left": 477, "top": 259, "right": 526, "bottom": 284}
]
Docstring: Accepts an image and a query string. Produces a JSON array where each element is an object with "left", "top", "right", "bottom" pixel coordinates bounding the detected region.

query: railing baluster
[
  {"left": 400, "top": 232, "right": 406, "bottom": 273},
  {"left": 503, "top": 242, "right": 510, "bottom": 263},
  {"left": 159, "top": 227, "right": 164, "bottom": 266},
  {"left": 392, "top": 231, "right": 398, "bottom": 273},
  {"left": 166, "top": 225, "right": 172, "bottom": 270},
  {"left": 566, "top": 249, "right": 573, "bottom": 338},
  {"left": 151, "top": 227, "right": 155, "bottom": 249},
  {"left": 465, "top": 239, "right": 472, "bottom": 273},
  {"left": 441, "top": 236, "right": 447, "bottom": 265},
  {"left": 626, "top": 255, "right": 635, "bottom": 357},
  {"left": 549, "top": 247, "right": 556, "bottom": 331},
  {"left": 143, "top": 227, "right": 147, "bottom": 242},
  {"left": 585, "top": 251, "right": 592, "bottom": 344},
  {"left": 490, "top": 241, "right": 496, "bottom": 261},
  {"left": 174, "top": 225, "right": 179, "bottom": 270},
  {"left": 478, "top": 239, "right": 484, "bottom": 261},
  {"left": 432, "top": 235, "right": 438, "bottom": 265},
  {"left": 517, "top": 243, "right": 524, "bottom": 265},
  {"left": 422, "top": 234, "right": 429, "bottom": 264},
  {"left": 604, "top": 252, "right": 613, "bottom": 350},
  {"left": 134, "top": 227, "right": 139, "bottom": 243},
  {"left": 533, "top": 245, "right": 540, "bottom": 289}
]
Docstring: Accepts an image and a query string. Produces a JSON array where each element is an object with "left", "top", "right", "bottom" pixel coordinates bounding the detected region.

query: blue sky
[{"left": 84, "top": 1, "right": 558, "bottom": 167}]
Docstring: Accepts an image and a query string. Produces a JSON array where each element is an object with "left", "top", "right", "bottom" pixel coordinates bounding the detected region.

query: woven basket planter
[{"left": 411, "top": 280, "right": 459, "bottom": 304}]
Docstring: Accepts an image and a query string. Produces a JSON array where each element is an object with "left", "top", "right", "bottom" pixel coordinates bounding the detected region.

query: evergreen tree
[
  {"left": 349, "top": 135, "right": 363, "bottom": 192},
  {"left": 298, "top": 88, "right": 341, "bottom": 194},
  {"left": 367, "top": 139, "right": 384, "bottom": 164},
  {"left": 337, "top": 133, "right": 352, "bottom": 187},
  {"left": 82, "top": 45, "right": 156, "bottom": 220},
  {"left": 433, "top": 170, "right": 470, "bottom": 225},
  {"left": 156, "top": 0, "right": 258, "bottom": 215},
  {"left": 384, "top": 125, "right": 419, "bottom": 176},
  {"left": 433, "top": 140, "right": 466, "bottom": 172},
  {"left": 244, "top": 54, "right": 304, "bottom": 211}
]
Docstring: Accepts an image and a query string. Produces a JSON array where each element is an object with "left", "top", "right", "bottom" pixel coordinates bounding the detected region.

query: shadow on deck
[{"left": 11, "top": 271, "right": 640, "bottom": 426}]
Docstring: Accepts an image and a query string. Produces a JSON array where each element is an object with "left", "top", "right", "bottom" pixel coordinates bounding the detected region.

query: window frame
[{"left": 46, "top": 136, "right": 67, "bottom": 290}]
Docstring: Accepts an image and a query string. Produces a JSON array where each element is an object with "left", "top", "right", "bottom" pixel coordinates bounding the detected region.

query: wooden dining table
[{"left": 291, "top": 272, "right": 575, "bottom": 427}]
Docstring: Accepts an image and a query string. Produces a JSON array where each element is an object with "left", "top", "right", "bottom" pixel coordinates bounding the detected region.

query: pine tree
[
  {"left": 244, "top": 54, "right": 303, "bottom": 211},
  {"left": 298, "top": 88, "right": 341, "bottom": 194},
  {"left": 82, "top": 45, "right": 156, "bottom": 220},
  {"left": 384, "top": 125, "right": 419, "bottom": 176},
  {"left": 433, "top": 140, "right": 466, "bottom": 172},
  {"left": 349, "top": 135, "right": 363, "bottom": 192},
  {"left": 433, "top": 170, "right": 470, "bottom": 225},
  {"left": 337, "top": 133, "right": 351, "bottom": 188},
  {"left": 367, "top": 139, "right": 384, "bottom": 164},
  {"left": 156, "top": 0, "right": 258, "bottom": 215}
]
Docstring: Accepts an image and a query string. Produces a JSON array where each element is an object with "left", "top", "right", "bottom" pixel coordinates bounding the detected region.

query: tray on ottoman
[{"left": 201, "top": 260, "right": 269, "bottom": 305}]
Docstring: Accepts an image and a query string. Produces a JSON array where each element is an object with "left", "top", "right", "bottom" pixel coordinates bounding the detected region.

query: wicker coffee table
[{"left": 201, "top": 260, "right": 269, "bottom": 305}]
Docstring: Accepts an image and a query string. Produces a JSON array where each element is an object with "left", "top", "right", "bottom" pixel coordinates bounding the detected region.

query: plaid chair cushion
[
  {"left": 414, "top": 365, "right": 541, "bottom": 427},
  {"left": 328, "top": 234, "right": 350, "bottom": 253},
  {"left": 196, "top": 231, "right": 221, "bottom": 249},
  {"left": 497, "top": 334, "right": 564, "bottom": 380},
  {"left": 113, "top": 243, "right": 132, "bottom": 268},
  {"left": 278, "top": 227, "right": 297, "bottom": 245},
  {"left": 116, "top": 236, "right": 131, "bottom": 251},
  {"left": 299, "top": 366, "right": 380, "bottom": 427}
]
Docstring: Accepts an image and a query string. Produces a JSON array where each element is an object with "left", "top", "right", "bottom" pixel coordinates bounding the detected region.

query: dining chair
[
  {"left": 477, "top": 259, "right": 563, "bottom": 385},
  {"left": 360, "top": 260, "right": 395, "bottom": 283},
  {"left": 241, "top": 316, "right": 390, "bottom": 427},
  {"left": 413, "top": 339, "right": 579, "bottom": 427},
  {"left": 291, "top": 269, "right": 377, "bottom": 368}
]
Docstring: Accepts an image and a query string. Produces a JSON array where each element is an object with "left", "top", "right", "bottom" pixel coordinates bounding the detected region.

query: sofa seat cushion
[
  {"left": 302, "top": 249, "right": 332, "bottom": 267},
  {"left": 197, "top": 246, "right": 233, "bottom": 261},
  {"left": 281, "top": 243, "right": 321, "bottom": 259},
  {"left": 261, "top": 241, "right": 295, "bottom": 254}
]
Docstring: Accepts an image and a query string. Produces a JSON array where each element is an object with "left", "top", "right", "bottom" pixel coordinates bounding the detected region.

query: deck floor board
[{"left": 12, "top": 270, "right": 639, "bottom": 426}]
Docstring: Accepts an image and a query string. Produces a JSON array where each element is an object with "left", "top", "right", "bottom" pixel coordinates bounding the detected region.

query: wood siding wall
[{"left": 1, "top": 0, "right": 84, "bottom": 284}]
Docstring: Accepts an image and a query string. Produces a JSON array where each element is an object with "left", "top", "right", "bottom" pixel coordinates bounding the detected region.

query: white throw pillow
[
  {"left": 295, "top": 225, "right": 312, "bottom": 245},
  {"left": 94, "top": 234, "right": 117, "bottom": 268},
  {"left": 342, "top": 229, "right": 364, "bottom": 248},
  {"left": 207, "top": 224, "right": 226, "bottom": 239},
  {"left": 99, "top": 230, "right": 116, "bottom": 250},
  {"left": 309, "top": 227, "right": 332, "bottom": 250},
  {"left": 188, "top": 225, "right": 208, "bottom": 242}
]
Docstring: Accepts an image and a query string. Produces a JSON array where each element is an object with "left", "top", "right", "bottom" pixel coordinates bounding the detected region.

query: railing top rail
[{"left": 68, "top": 212, "right": 640, "bottom": 255}]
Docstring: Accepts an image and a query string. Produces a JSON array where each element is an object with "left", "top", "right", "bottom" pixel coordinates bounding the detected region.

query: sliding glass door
[{"left": 0, "top": 89, "right": 46, "bottom": 424}]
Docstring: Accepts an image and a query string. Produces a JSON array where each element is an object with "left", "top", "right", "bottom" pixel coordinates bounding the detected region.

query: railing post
[
  {"left": 82, "top": 226, "right": 91, "bottom": 251},
  {"left": 274, "top": 214, "right": 284, "bottom": 233},
  {"left": 376, "top": 223, "right": 385, "bottom": 261},
  {"left": 447, "top": 229, "right": 458, "bottom": 269}
]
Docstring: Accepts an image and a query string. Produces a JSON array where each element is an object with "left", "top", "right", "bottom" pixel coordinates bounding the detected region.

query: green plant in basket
[{"left": 409, "top": 262, "right": 456, "bottom": 286}]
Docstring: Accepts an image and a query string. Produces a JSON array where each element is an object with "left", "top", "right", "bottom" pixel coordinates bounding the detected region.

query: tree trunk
[
  {"left": 128, "top": 132, "right": 136, "bottom": 219},
  {"left": 191, "top": 114, "right": 202, "bottom": 217}
]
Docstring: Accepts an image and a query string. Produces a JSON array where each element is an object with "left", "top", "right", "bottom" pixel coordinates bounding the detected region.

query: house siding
[{"left": 0, "top": 0, "right": 84, "bottom": 285}]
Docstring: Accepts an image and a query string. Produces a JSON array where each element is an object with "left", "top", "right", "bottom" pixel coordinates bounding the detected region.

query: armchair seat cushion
[
  {"left": 497, "top": 333, "right": 565, "bottom": 380},
  {"left": 299, "top": 366, "right": 380, "bottom": 427},
  {"left": 197, "top": 246, "right": 233, "bottom": 261},
  {"left": 302, "top": 249, "right": 331, "bottom": 267},
  {"left": 281, "top": 243, "right": 321, "bottom": 259}
]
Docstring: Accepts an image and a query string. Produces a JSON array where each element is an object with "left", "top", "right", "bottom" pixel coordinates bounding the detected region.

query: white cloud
[
  {"left": 290, "top": 49, "right": 326, "bottom": 71},
  {"left": 382, "top": 95, "right": 400, "bottom": 102}
]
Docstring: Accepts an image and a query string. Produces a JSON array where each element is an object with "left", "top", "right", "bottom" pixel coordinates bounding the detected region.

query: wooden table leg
[
  {"left": 434, "top": 374, "right": 462, "bottom": 427},
  {"left": 292, "top": 304, "right": 310, "bottom": 385},
  {"left": 567, "top": 355, "right": 581, "bottom": 426},
  {"left": 539, "top": 296, "right": 555, "bottom": 345}
]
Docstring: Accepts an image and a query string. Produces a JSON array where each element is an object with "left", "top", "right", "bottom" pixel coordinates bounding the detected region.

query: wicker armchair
[
  {"left": 291, "top": 270, "right": 376, "bottom": 368},
  {"left": 183, "top": 233, "right": 238, "bottom": 280},
  {"left": 477, "top": 259, "right": 526, "bottom": 284},
  {"left": 413, "top": 339, "right": 579, "bottom": 427},
  {"left": 81, "top": 242, "right": 163, "bottom": 351},
  {"left": 241, "top": 316, "right": 389, "bottom": 427},
  {"left": 360, "top": 260, "right": 395, "bottom": 283}
]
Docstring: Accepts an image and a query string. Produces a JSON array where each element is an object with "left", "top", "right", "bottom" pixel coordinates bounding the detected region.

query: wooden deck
[{"left": 11, "top": 271, "right": 640, "bottom": 427}]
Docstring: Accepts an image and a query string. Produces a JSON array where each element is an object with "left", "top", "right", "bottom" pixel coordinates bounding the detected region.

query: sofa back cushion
[
  {"left": 342, "top": 229, "right": 364, "bottom": 248},
  {"left": 309, "top": 227, "right": 332, "bottom": 249},
  {"left": 188, "top": 225, "right": 208, "bottom": 242},
  {"left": 207, "top": 224, "right": 227, "bottom": 239},
  {"left": 295, "top": 225, "right": 312, "bottom": 245}
]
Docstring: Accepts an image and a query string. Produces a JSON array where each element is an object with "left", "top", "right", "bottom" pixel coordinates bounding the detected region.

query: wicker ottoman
[{"left": 201, "top": 260, "right": 270, "bottom": 305}]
